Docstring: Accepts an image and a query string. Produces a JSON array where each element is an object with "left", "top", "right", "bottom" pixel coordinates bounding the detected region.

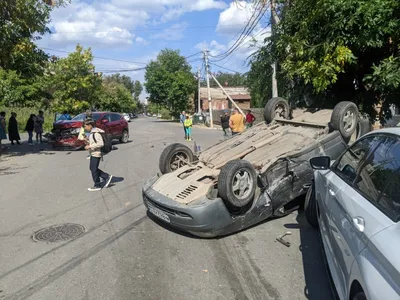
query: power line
[
  {"left": 48, "top": 23, "right": 254, "bottom": 34},
  {"left": 209, "top": 63, "right": 242, "bottom": 74},
  {"left": 40, "top": 47, "right": 148, "bottom": 65}
]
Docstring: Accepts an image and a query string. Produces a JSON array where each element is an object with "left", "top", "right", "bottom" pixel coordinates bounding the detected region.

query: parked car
[
  {"left": 142, "top": 99, "right": 370, "bottom": 237},
  {"left": 123, "top": 113, "right": 131, "bottom": 122},
  {"left": 305, "top": 128, "right": 400, "bottom": 300},
  {"left": 129, "top": 113, "right": 138, "bottom": 119},
  {"left": 48, "top": 112, "right": 129, "bottom": 150}
]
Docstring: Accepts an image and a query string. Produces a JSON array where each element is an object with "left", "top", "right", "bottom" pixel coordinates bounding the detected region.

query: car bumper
[
  {"left": 142, "top": 174, "right": 234, "bottom": 237},
  {"left": 49, "top": 135, "right": 86, "bottom": 149}
]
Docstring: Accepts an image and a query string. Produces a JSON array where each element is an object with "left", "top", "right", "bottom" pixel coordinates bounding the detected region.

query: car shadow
[{"left": 285, "top": 211, "right": 339, "bottom": 300}]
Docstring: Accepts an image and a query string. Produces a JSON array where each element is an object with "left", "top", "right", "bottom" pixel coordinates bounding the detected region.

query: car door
[
  {"left": 109, "top": 113, "right": 122, "bottom": 138},
  {"left": 327, "top": 134, "right": 396, "bottom": 298},
  {"left": 98, "top": 113, "right": 110, "bottom": 133}
]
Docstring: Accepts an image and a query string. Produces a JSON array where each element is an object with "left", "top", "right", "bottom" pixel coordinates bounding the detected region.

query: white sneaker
[
  {"left": 86, "top": 156, "right": 90, "bottom": 160},
  {"left": 88, "top": 186, "right": 102, "bottom": 192}
]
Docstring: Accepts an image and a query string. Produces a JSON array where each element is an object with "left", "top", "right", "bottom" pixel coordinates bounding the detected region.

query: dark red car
[{"left": 49, "top": 112, "right": 129, "bottom": 150}]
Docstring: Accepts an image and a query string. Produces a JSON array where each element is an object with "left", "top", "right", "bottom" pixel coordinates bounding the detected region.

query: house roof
[{"left": 229, "top": 94, "right": 251, "bottom": 100}]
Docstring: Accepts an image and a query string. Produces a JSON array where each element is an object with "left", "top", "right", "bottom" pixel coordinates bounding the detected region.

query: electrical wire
[{"left": 209, "top": 63, "right": 242, "bottom": 74}]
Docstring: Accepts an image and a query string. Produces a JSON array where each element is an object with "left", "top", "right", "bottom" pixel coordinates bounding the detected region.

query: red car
[{"left": 49, "top": 112, "right": 129, "bottom": 150}]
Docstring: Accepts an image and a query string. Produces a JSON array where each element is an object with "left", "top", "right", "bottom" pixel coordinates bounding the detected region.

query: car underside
[{"left": 143, "top": 100, "right": 369, "bottom": 237}]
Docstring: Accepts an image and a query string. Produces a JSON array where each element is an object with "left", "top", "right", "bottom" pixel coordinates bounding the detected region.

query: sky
[{"left": 36, "top": 0, "right": 271, "bottom": 101}]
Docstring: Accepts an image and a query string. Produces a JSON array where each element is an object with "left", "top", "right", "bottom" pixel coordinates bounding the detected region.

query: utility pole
[
  {"left": 271, "top": 0, "right": 279, "bottom": 98},
  {"left": 204, "top": 50, "right": 213, "bottom": 128},
  {"left": 197, "top": 66, "right": 201, "bottom": 114}
]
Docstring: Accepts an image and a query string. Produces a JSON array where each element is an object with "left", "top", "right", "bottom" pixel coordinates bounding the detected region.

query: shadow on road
[
  {"left": 285, "top": 211, "right": 338, "bottom": 300},
  {"left": 0, "top": 143, "right": 55, "bottom": 159}
]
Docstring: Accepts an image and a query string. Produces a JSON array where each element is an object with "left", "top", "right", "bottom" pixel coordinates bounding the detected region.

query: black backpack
[{"left": 92, "top": 132, "right": 112, "bottom": 155}]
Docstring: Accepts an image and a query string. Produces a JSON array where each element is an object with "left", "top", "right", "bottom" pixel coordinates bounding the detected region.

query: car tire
[
  {"left": 304, "top": 183, "right": 319, "bottom": 229},
  {"left": 330, "top": 101, "right": 359, "bottom": 139},
  {"left": 159, "top": 143, "right": 194, "bottom": 174},
  {"left": 119, "top": 130, "right": 129, "bottom": 143},
  {"left": 218, "top": 160, "right": 257, "bottom": 210},
  {"left": 352, "top": 292, "right": 367, "bottom": 300},
  {"left": 264, "top": 97, "right": 290, "bottom": 124}
]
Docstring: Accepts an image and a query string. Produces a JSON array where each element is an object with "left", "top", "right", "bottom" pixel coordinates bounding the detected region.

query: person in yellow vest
[
  {"left": 229, "top": 108, "right": 245, "bottom": 135},
  {"left": 184, "top": 115, "right": 193, "bottom": 141}
]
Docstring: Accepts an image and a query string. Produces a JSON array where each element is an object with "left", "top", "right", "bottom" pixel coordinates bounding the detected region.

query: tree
[
  {"left": 44, "top": 44, "right": 102, "bottom": 114},
  {"left": 145, "top": 49, "right": 196, "bottom": 115},
  {"left": 246, "top": 0, "right": 400, "bottom": 117},
  {"left": 100, "top": 80, "right": 136, "bottom": 113},
  {"left": 103, "top": 73, "right": 135, "bottom": 94},
  {"left": 0, "top": 0, "right": 68, "bottom": 77},
  {"left": 133, "top": 80, "right": 143, "bottom": 101},
  {"left": 207, "top": 72, "right": 247, "bottom": 88}
]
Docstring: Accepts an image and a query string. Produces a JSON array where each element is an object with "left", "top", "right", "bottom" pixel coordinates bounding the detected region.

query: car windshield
[{"left": 72, "top": 113, "right": 101, "bottom": 121}]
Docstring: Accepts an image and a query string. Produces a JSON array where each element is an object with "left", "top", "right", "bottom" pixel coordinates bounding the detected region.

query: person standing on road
[
  {"left": 245, "top": 110, "right": 256, "bottom": 129},
  {"left": 84, "top": 119, "right": 113, "bottom": 191},
  {"left": 220, "top": 110, "right": 230, "bottom": 137},
  {"left": 0, "top": 111, "right": 7, "bottom": 152},
  {"left": 34, "top": 110, "right": 44, "bottom": 144},
  {"left": 229, "top": 108, "right": 245, "bottom": 136},
  {"left": 180, "top": 111, "right": 186, "bottom": 139},
  {"left": 25, "top": 114, "right": 35, "bottom": 145},
  {"left": 8, "top": 112, "right": 21, "bottom": 145},
  {"left": 184, "top": 114, "right": 193, "bottom": 141}
]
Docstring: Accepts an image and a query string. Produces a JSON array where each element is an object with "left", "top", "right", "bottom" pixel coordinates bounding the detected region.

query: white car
[
  {"left": 306, "top": 128, "right": 400, "bottom": 300},
  {"left": 122, "top": 113, "right": 131, "bottom": 122}
]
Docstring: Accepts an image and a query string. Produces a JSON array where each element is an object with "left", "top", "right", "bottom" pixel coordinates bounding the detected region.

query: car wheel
[
  {"left": 159, "top": 143, "right": 194, "bottom": 174},
  {"left": 264, "top": 97, "right": 290, "bottom": 124},
  {"left": 304, "top": 183, "right": 319, "bottom": 229},
  {"left": 352, "top": 292, "right": 366, "bottom": 300},
  {"left": 119, "top": 130, "right": 129, "bottom": 143},
  {"left": 218, "top": 160, "right": 257, "bottom": 211},
  {"left": 330, "top": 101, "right": 359, "bottom": 139}
]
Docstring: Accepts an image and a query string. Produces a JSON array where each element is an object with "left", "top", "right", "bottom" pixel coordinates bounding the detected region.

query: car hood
[{"left": 53, "top": 120, "right": 83, "bottom": 129}]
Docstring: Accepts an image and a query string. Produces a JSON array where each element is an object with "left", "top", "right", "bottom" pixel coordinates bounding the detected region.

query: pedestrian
[
  {"left": 0, "top": 111, "right": 7, "bottom": 152},
  {"left": 180, "top": 111, "right": 186, "bottom": 139},
  {"left": 229, "top": 108, "right": 245, "bottom": 136},
  {"left": 245, "top": 110, "right": 256, "bottom": 129},
  {"left": 25, "top": 114, "right": 35, "bottom": 145},
  {"left": 184, "top": 114, "right": 193, "bottom": 141},
  {"left": 34, "top": 110, "right": 44, "bottom": 144},
  {"left": 8, "top": 112, "right": 21, "bottom": 145},
  {"left": 220, "top": 110, "right": 230, "bottom": 137},
  {"left": 84, "top": 119, "right": 113, "bottom": 191}
]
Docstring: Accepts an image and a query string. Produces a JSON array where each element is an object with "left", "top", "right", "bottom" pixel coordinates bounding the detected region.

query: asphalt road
[{"left": 0, "top": 117, "right": 336, "bottom": 300}]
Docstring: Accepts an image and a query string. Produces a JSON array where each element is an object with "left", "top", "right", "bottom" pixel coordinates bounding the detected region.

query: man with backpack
[{"left": 84, "top": 119, "right": 113, "bottom": 191}]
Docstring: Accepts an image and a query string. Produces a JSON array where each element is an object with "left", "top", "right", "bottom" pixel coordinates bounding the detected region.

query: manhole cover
[{"left": 32, "top": 223, "right": 85, "bottom": 243}]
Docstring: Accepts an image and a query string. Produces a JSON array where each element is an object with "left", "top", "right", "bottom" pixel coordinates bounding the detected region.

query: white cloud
[
  {"left": 216, "top": 1, "right": 263, "bottom": 36},
  {"left": 195, "top": 40, "right": 226, "bottom": 56},
  {"left": 150, "top": 22, "right": 188, "bottom": 41},
  {"left": 135, "top": 37, "right": 149, "bottom": 45},
  {"left": 160, "top": 0, "right": 227, "bottom": 22}
]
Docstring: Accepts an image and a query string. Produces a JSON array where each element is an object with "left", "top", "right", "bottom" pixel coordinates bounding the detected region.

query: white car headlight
[{"left": 71, "top": 128, "right": 81, "bottom": 134}]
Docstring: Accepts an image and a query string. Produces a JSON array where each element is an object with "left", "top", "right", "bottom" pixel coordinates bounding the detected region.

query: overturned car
[{"left": 142, "top": 99, "right": 371, "bottom": 237}]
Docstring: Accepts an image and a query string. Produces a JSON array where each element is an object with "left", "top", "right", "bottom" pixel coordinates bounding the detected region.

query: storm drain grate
[{"left": 31, "top": 223, "right": 85, "bottom": 243}]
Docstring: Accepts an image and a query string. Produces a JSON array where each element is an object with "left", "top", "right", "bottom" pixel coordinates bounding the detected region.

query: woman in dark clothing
[
  {"left": 25, "top": 114, "right": 35, "bottom": 145},
  {"left": 220, "top": 110, "right": 230, "bottom": 137},
  {"left": 8, "top": 112, "right": 21, "bottom": 145}
]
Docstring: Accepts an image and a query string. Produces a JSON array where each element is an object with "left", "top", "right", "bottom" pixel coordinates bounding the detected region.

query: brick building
[{"left": 198, "top": 87, "right": 251, "bottom": 111}]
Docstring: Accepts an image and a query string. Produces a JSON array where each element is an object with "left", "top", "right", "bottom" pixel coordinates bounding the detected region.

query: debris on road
[{"left": 276, "top": 231, "right": 292, "bottom": 247}]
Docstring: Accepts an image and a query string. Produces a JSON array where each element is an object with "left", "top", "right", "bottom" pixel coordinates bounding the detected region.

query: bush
[
  {"left": 0, "top": 107, "right": 54, "bottom": 133},
  {"left": 160, "top": 108, "right": 172, "bottom": 120}
]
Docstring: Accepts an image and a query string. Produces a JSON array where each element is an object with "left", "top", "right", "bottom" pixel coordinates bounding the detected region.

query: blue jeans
[
  {"left": 28, "top": 131, "right": 33, "bottom": 143},
  {"left": 185, "top": 127, "right": 192, "bottom": 138}
]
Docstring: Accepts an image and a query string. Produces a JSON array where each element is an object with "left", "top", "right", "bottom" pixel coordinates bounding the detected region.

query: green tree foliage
[
  {"left": 0, "top": 0, "right": 68, "bottom": 78},
  {"left": 103, "top": 73, "right": 135, "bottom": 94},
  {"left": 133, "top": 80, "right": 143, "bottom": 101},
  {"left": 206, "top": 72, "right": 247, "bottom": 88},
  {"left": 99, "top": 80, "right": 136, "bottom": 113},
  {"left": 44, "top": 45, "right": 102, "bottom": 114},
  {"left": 145, "top": 49, "right": 196, "bottom": 116},
  {"left": 247, "top": 0, "right": 400, "bottom": 116}
]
